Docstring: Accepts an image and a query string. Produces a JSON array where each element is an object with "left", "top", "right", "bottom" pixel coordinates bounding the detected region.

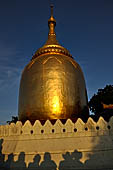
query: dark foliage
[
  {"left": 7, "top": 116, "right": 18, "bottom": 124},
  {"left": 89, "top": 85, "right": 113, "bottom": 121}
]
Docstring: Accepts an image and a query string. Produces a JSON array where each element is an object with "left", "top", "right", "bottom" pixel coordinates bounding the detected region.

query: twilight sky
[{"left": 0, "top": 0, "right": 113, "bottom": 124}]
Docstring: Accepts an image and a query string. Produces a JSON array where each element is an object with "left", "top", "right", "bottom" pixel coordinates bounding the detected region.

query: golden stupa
[{"left": 18, "top": 6, "right": 88, "bottom": 123}]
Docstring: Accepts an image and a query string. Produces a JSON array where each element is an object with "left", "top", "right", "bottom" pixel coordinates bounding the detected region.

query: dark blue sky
[{"left": 0, "top": 0, "right": 113, "bottom": 124}]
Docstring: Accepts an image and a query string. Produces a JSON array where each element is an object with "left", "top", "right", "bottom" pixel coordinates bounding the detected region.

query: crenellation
[
  {"left": 0, "top": 117, "right": 113, "bottom": 137},
  {"left": 22, "top": 120, "right": 33, "bottom": 135},
  {"left": 53, "top": 119, "right": 63, "bottom": 134},
  {"left": 4, "top": 125, "right": 9, "bottom": 136},
  {"left": 15, "top": 121, "right": 23, "bottom": 135},
  {"left": 109, "top": 116, "right": 113, "bottom": 130},
  {"left": 85, "top": 117, "right": 96, "bottom": 131},
  {"left": 96, "top": 117, "right": 107, "bottom": 130},
  {"left": 74, "top": 118, "right": 85, "bottom": 132},
  {"left": 0, "top": 125, "right": 8, "bottom": 137},
  {"left": 64, "top": 119, "right": 74, "bottom": 133},
  {"left": 9, "top": 123, "right": 18, "bottom": 136},
  {"left": 33, "top": 120, "right": 43, "bottom": 135},
  {"left": 43, "top": 120, "right": 53, "bottom": 134}
]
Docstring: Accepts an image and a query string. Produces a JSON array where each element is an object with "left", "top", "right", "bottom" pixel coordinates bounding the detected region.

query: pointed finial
[
  {"left": 48, "top": 4, "right": 56, "bottom": 36},
  {"left": 50, "top": 4, "right": 54, "bottom": 17},
  {"left": 48, "top": 5, "right": 56, "bottom": 24}
]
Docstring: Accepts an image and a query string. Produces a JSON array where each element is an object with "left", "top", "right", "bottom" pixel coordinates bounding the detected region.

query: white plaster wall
[{"left": 0, "top": 116, "right": 113, "bottom": 170}]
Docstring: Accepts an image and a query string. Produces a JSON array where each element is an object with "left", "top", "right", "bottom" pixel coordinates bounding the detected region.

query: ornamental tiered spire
[
  {"left": 32, "top": 5, "right": 72, "bottom": 60},
  {"left": 45, "top": 5, "right": 58, "bottom": 45},
  {"left": 48, "top": 5, "right": 56, "bottom": 36}
]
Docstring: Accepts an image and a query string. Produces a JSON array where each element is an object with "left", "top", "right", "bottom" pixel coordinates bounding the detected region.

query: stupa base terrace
[{"left": 0, "top": 116, "right": 113, "bottom": 170}]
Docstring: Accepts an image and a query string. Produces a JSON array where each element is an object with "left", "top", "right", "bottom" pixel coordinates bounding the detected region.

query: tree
[
  {"left": 7, "top": 116, "right": 18, "bottom": 124},
  {"left": 88, "top": 85, "right": 113, "bottom": 121}
]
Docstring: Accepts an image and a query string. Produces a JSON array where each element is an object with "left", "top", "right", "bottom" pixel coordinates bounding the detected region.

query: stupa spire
[
  {"left": 48, "top": 5, "right": 56, "bottom": 36},
  {"left": 32, "top": 5, "right": 72, "bottom": 59}
]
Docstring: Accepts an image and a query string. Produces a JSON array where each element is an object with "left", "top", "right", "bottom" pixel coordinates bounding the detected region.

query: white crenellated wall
[{"left": 0, "top": 116, "right": 113, "bottom": 169}]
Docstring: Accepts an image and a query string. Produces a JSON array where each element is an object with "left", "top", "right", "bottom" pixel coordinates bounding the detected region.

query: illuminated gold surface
[
  {"left": 18, "top": 6, "right": 88, "bottom": 122},
  {"left": 18, "top": 53, "right": 88, "bottom": 122}
]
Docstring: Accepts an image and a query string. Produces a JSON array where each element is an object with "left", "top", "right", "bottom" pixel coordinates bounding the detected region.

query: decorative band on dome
[{"left": 32, "top": 46, "right": 72, "bottom": 60}]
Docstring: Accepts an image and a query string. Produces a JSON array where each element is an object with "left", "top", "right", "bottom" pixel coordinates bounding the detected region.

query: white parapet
[{"left": 0, "top": 116, "right": 113, "bottom": 169}]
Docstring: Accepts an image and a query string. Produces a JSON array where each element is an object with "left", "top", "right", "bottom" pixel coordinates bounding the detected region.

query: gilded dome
[{"left": 18, "top": 6, "right": 88, "bottom": 123}]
